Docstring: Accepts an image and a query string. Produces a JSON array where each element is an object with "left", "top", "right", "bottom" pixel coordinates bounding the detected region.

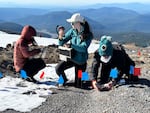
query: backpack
[{"left": 112, "top": 42, "right": 138, "bottom": 82}]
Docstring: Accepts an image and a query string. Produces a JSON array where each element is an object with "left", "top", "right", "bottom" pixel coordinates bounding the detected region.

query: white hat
[{"left": 66, "top": 13, "right": 84, "bottom": 23}]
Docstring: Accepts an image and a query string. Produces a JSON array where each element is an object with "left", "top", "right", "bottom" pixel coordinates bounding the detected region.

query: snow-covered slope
[
  {"left": 0, "top": 33, "right": 99, "bottom": 53},
  {"left": 0, "top": 34, "right": 58, "bottom": 48},
  {"left": 0, "top": 31, "right": 7, "bottom": 34}
]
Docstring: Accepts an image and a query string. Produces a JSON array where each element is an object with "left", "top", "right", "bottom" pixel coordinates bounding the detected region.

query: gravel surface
[{"left": 2, "top": 73, "right": 150, "bottom": 113}]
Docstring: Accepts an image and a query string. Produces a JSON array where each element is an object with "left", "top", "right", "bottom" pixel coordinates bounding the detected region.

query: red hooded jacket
[{"left": 14, "top": 25, "right": 40, "bottom": 72}]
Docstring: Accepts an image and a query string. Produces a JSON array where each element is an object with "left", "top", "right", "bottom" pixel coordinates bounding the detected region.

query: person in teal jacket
[{"left": 55, "top": 13, "right": 93, "bottom": 87}]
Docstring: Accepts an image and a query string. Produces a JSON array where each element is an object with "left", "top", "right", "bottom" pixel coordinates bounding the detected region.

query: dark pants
[
  {"left": 22, "top": 58, "right": 46, "bottom": 80},
  {"left": 55, "top": 60, "right": 87, "bottom": 87}
]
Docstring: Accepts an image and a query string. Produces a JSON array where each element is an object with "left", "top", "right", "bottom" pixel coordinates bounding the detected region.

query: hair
[{"left": 80, "top": 21, "right": 93, "bottom": 40}]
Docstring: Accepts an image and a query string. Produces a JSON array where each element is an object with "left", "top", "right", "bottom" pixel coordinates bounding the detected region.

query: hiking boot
[
  {"left": 129, "top": 74, "right": 139, "bottom": 82},
  {"left": 132, "top": 76, "right": 139, "bottom": 82},
  {"left": 57, "top": 79, "right": 68, "bottom": 87}
]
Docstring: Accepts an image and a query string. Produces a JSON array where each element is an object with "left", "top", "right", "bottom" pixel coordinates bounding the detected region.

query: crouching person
[
  {"left": 91, "top": 35, "right": 136, "bottom": 91},
  {"left": 13, "top": 25, "right": 46, "bottom": 83}
]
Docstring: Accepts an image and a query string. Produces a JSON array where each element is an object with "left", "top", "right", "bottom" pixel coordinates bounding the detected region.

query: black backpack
[{"left": 112, "top": 42, "right": 139, "bottom": 82}]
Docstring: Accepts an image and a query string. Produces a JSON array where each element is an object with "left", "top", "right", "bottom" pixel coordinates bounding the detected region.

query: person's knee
[{"left": 37, "top": 58, "right": 46, "bottom": 69}]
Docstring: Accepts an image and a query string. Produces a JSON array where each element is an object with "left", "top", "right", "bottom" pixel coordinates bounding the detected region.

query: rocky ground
[{"left": 0, "top": 43, "right": 150, "bottom": 113}]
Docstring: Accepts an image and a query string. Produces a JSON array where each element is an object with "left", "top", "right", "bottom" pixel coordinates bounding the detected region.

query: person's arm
[
  {"left": 71, "top": 34, "right": 93, "bottom": 53},
  {"left": 20, "top": 42, "right": 40, "bottom": 58},
  {"left": 91, "top": 50, "right": 100, "bottom": 80},
  {"left": 58, "top": 29, "right": 73, "bottom": 46}
]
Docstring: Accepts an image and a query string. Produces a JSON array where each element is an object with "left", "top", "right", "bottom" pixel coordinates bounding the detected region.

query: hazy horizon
[{"left": 0, "top": 0, "right": 150, "bottom": 8}]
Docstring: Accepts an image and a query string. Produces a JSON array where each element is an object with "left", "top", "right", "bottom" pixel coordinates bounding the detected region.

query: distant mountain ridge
[
  {"left": 0, "top": 8, "right": 48, "bottom": 21},
  {"left": 14, "top": 11, "right": 105, "bottom": 36},
  {"left": 11, "top": 7, "right": 150, "bottom": 35},
  {"left": 86, "top": 3, "right": 150, "bottom": 14},
  {"left": 0, "top": 22, "right": 52, "bottom": 37},
  {"left": 79, "top": 7, "right": 139, "bottom": 31},
  {"left": 0, "top": 22, "right": 23, "bottom": 34},
  {"left": 1, "top": 4, "right": 150, "bottom": 46},
  {"left": 15, "top": 11, "right": 72, "bottom": 32},
  {"left": 80, "top": 7, "right": 139, "bottom": 23}
]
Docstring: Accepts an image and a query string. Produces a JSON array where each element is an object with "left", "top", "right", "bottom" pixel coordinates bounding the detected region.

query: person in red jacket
[{"left": 13, "top": 25, "right": 46, "bottom": 82}]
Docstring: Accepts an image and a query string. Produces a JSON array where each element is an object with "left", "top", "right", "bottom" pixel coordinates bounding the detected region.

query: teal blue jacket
[{"left": 59, "top": 28, "right": 93, "bottom": 64}]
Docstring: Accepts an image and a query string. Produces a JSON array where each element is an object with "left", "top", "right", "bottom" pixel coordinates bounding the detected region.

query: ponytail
[{"left": 81, "top": 21, "right": 93, "bottom": 40}]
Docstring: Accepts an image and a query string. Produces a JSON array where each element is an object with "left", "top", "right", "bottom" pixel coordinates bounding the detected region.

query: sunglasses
[{"left": 71, "top": 22, "right": 78, "bottom": 25}]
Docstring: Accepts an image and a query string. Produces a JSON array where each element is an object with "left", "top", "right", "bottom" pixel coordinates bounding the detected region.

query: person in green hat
[{"left": 91, "top": 35, "right": 135, "bottom": 91}]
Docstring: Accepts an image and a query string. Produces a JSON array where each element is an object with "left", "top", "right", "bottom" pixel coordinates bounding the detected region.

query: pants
[
  {"left": 55, "top": 60, "right": 87, "bottom": 87},
  {"left": 22, "top": 58, "right": 46, "bottom": 80}
]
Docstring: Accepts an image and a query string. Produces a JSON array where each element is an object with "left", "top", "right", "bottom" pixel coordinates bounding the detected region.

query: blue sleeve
[
  {"left": 71, "top": 34, "right": 93, "bottom": 53},
  {"left": 58, "top": 29, "right": 73, "bottom": 46}
]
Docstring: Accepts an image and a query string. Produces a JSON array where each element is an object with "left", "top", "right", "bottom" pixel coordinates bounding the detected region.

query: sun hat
[
  {"left": 66, "top": 13, "right": 84, "bottom": 23},
  {"left": 99, "top": 35, "right": 113, "bottom": 63}
]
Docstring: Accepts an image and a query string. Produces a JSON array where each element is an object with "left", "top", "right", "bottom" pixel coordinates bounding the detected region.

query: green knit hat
[{"left": 99, "top": 35, "right": 113, "bottom": 56}]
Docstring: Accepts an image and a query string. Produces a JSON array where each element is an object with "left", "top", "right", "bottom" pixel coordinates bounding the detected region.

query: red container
[
  {"left": 134, "top": 68, "right": 141, "bottom": 76},
  {"left": 78, "top": 70, "right": 82, "bottom": 78},
  {"left": 40, "top": 71, "right": 45, "bottom": 79}
]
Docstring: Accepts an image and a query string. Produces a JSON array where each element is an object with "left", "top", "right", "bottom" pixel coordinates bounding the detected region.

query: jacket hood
[{"left": 21, "top": 25, "right": 36, "bottom": 42}]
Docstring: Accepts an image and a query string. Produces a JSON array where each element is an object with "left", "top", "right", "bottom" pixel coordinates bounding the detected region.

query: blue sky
[{"left": 0, "top": 0, "right": 150, "bottom": 6}]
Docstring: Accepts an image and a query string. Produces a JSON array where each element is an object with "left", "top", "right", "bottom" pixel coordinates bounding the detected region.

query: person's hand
[
  {"left": 92, "top": 80, "right": 99, "bottom": 90},
  {"left": 103, "top": 80, "right": 115, "bottom": 89},
  {"left": 63, "top": 44, "right": 70, "bottom": 48},
  {"left": 58, "top": 29, "right": 64, "bottom": 40}
]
